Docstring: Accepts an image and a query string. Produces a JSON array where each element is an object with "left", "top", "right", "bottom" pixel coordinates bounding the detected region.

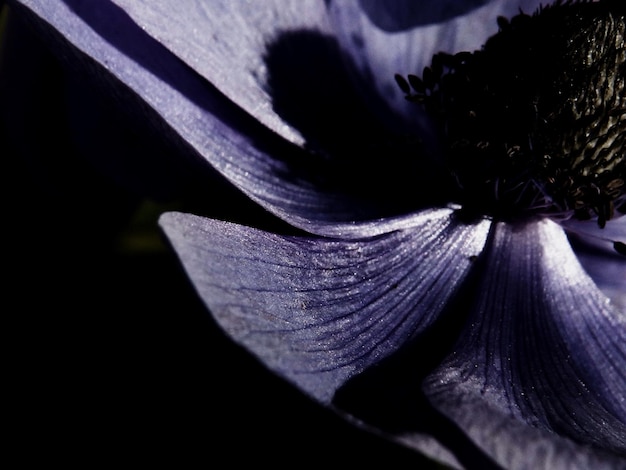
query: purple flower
[{"left": 8, "top": 0, "right": 625, "bottom": 468}]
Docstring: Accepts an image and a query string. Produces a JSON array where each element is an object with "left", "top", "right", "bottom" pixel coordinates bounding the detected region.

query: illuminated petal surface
[
  {"left": 159, "top": 209, "right": 490, "bottom": 403},
  {"left": 425, "top": 219, "right": 626, "bottom": 469}
]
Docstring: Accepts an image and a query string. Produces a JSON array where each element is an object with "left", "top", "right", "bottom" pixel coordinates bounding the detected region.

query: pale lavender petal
[
  {"left": 425, "top": 219, "right": 626, "bottom": 468},
  {"left": 158, "top": 210, "right": 490, "bottom": 403},
  {"left": 111, "top": 0, "right": 332, "bottom": 147},
  {"left": 326, "top": 0, "right": 549, "bottom": 132}
]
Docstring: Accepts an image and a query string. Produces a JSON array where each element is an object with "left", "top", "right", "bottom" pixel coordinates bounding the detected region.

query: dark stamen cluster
[{"left": 396, "top": 0, "right": 626, "bottom": 228}]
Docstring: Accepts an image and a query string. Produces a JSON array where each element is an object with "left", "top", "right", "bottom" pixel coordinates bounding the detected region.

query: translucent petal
[
  {"left": 159, "top": 210, "right": 490, "bottom": 403},
  {"left": 425, "top": 219, "right": 626, "bottom": 468}
]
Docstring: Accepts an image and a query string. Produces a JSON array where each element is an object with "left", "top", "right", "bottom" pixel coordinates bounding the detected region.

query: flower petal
[
  {"left": 110, "top": 0, "right": 331, "bottom": 147},
  {"left": 158, "top": 210, "right": 490, "bottom": 404},
  {"left": 326, "top": 0, "right": 548, "bottom": 131},
  {"left": 425, "top": 219, "right": 626, "bottom": 468}
]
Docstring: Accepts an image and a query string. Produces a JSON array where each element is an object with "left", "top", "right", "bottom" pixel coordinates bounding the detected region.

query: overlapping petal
[
  {"left": 159, "top": 209, "right": 490, "bottom": 403},
  {"left": 425, "top": 219, "right": 626, "bottom": 469}
]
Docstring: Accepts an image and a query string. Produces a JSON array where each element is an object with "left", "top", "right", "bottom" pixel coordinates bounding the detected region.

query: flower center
[{"left": 396, "top": 1, "right": 625, "bottom": 229}]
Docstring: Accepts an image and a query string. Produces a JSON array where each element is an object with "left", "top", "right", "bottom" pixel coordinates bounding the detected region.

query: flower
[{"left": 8, "top": 0, "right": 625, "bottom": 468}]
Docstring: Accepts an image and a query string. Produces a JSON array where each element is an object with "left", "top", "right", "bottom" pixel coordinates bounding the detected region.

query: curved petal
[
  {"left": 0, "top": 0, "right": 390, "bottom": 231},
  {"left": 158, "top": 209, "right": 490, "bottom": 404},
  {"left": 110, "top": 0, "right": 332, "bottom": 148},
  {"left": 425, "top": 219, "right": 626, "bottom": 468},
  {"left": 326, "top": 0, "right": 548, "bottom": 132}
]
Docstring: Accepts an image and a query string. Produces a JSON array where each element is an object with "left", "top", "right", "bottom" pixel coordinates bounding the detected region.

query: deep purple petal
[
  {"left": 326, "top": 0, "right": 549, "bottom": 132},
  {"left": 425, "top": 219, "right": 626, "bottom": 468},
  {"left": 159, "top": 210, "right": 490, "bottom": 403},
  {"left": 111, "top": 0, "right": 332, "bottom": 147}
]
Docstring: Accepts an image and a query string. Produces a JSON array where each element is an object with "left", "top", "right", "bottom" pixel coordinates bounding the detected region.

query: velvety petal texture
[
  {"left": 159, "top": 210, "right": 490, "bottom": 403},
  {"left": 425, "top": 219, "right": 626, "bottom": 469}
]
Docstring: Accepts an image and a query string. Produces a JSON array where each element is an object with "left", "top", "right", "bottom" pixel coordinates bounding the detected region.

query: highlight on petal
[
  {"left": 326, "top": 0, "right": 548, "bottom": 131},
  {"left": 425, "top": 219, "right": 626, "bottom": 468},
  {"left": 111, "top": 0, "right": 332, "bottom": 148},
  {"left": 159, "top": 210, "right": 490, "bottom": 404}
]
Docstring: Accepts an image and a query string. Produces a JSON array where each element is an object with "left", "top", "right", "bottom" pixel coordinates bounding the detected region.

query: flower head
[
  {"left": 8, "top": 0, "right": 625, "bottom": 468},
  {"left": 397, "top": 1, "right": 626, "bottom": 229}
]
